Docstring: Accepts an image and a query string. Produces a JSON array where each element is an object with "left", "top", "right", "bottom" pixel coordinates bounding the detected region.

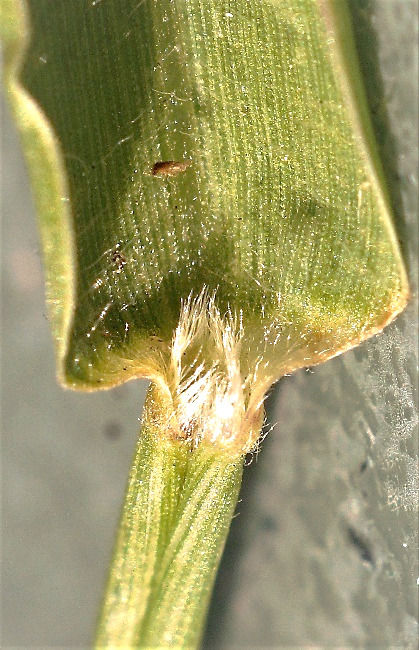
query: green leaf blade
[{"left": 3, "top": 0, "right": 407, "bottom": 390}]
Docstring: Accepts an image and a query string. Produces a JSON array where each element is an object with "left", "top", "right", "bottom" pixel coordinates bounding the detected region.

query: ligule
[{"left": 154, "top": 292, "right": 266, "bottom": 454}]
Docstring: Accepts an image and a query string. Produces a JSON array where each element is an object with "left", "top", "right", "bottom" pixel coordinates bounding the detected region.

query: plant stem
[{"left": 95, "top": 383, "right": 244, "bottom": 648}]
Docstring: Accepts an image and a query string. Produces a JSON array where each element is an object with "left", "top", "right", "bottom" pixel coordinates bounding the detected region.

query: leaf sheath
[{"left": 95, "top": 384, "right": 244, "bottom": 648}]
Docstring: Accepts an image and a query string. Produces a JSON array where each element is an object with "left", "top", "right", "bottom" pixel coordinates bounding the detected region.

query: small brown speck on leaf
[
  {"left": 151, "top": 160, "right": 191, "bottom": 177},
  {"left": 112, "top": 246, "right": 127, "bottom": 272}
]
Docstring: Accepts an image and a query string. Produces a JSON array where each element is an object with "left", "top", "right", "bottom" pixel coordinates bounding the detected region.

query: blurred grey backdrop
[{"left": 1, "top": 1, "right": 417, "bottom": 648}]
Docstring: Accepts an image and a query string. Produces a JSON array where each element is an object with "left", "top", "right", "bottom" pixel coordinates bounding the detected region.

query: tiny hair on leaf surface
[
  {"left": 3, "top": 0, "right": 408, "bottom": 393},
  {"left": 1, "top": 0, "right": 409, "bottom": 647}
]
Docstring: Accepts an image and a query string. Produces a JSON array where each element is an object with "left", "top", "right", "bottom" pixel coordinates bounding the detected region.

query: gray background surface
[{"left": 1, "top": 1, "right": 418, "bottom": 647}]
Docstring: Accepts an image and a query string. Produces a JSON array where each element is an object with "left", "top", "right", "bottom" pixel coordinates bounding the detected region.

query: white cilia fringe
[{"left": 153, "top": 292, "right": 273, "bottom": 455}]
